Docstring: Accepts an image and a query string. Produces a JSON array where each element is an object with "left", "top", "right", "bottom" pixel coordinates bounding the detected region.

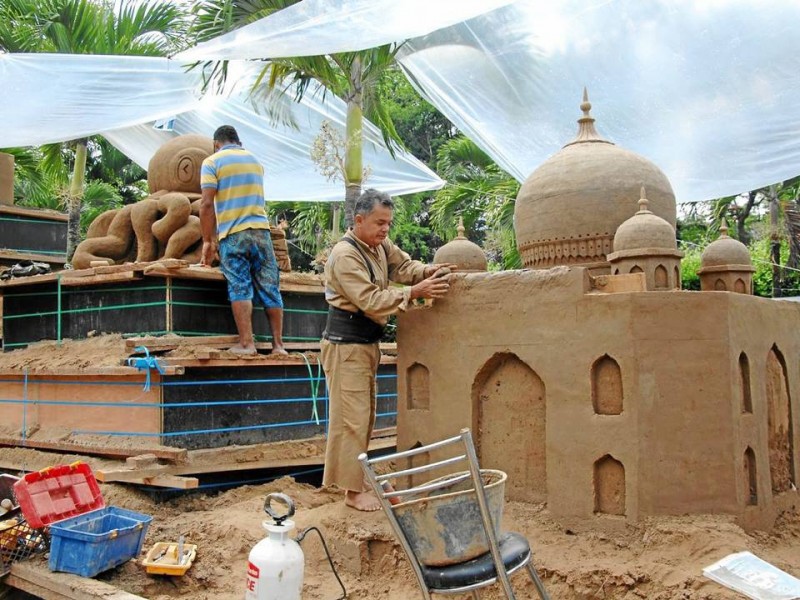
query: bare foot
[
  {"left": 229, "top": 344, "right": 256, "bottom": 356},
  {"left": 345, "top": 490, "right": 381, "bottom": 512},
  {"left": 270, "top": 345, "right": 289, "bottom": 356}
]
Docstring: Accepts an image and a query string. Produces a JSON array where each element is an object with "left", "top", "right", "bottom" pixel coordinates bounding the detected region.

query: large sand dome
[{"left": 514, "top": 91, "right": 677, "bottom": 270}]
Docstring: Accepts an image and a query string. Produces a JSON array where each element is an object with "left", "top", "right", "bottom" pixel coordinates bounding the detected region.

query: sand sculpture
[
  {"left": 396, "top": 92, "right": 800, "bottom": 532},
  {"left": 73, "top": 135, "right": 291, "bottom": 271}
]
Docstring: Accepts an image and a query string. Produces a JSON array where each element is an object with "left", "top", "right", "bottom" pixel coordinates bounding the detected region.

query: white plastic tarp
[
  {"left": 396, "top": 0, "right": 800, "bottom": 202},
  {"left": 103, "top": 83, "right": 444, "bottom": 202},
  {"left": 1, "top": 53, "right": 197, "bottom": 147},
  {"left": 174, "top": 0, "right": 515, "bottom": 61},
  {"left": 1, "top": 53, "right": 443, "bottom": 202}
]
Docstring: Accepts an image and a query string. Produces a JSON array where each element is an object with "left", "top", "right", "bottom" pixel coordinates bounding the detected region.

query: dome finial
[
  {"left": 456, "top": 216, "right": 466, "bottom": 239},
  {"left": 565, "top": 88, "right": 611, "bottom": 147},
  {"left": 637, "top": 185, "right": 651, "bottom": 214},
  {"left": 581, "top": 86, "right": 591, "bottom": 116},
  {"left": 720, "top": 221, "right": 729, "bottom": 238}
]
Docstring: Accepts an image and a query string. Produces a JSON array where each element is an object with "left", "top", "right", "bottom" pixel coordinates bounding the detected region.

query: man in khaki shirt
[{"left": 322, "top": 189, "right": 454, "bottom": 511}]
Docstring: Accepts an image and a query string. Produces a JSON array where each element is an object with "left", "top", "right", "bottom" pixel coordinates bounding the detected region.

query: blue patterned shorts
[{"left": 218, "top": 229, "right": 283, "bottom": 308}]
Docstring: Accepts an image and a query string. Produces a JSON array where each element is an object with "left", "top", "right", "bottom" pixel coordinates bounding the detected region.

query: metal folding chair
[{"left": 359, "top": 428, "right": 550, "bottom": 600}]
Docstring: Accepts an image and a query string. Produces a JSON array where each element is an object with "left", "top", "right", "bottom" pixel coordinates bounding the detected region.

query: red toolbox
[{"left": 13, "top": 462, "right": 152, "bottom": 578}]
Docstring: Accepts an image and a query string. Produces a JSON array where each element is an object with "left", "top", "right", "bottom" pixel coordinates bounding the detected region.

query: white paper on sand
[{"left": 703, "top": 552, "right": 800, "bottom": 600}]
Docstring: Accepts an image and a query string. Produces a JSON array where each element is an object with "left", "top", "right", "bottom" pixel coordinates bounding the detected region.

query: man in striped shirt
[{"left": 199, "top": 125, "right": 286, "bottom": 355}]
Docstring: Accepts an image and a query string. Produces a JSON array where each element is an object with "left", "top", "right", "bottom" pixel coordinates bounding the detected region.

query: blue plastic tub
[{"left": 48, "top": 506, "right": 152, "bottom": 577}]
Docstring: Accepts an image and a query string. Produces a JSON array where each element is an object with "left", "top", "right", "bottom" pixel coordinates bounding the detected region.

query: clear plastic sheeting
[
  {"left": 1, "top": 53, "right": 197, "bottom": 147},
  {"left": 174, "top": 0, "right": 514, "bottom": 61},
  {"left": 1, "top": 53, "right": 443, "bottom": 202},
  {"left": 103, "top": 86, "right": 444, "bottom": 202},
  {"left": 397, "top": 0, "right": 800, "bottom": 202}
]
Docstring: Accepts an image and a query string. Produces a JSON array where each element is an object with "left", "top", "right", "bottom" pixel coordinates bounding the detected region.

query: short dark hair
[
  {"left": 213, "top": 125, "right": 241, "bottom": 145},
  {"left": 354, "top": 189, "right": 394, "bottom": 217}
]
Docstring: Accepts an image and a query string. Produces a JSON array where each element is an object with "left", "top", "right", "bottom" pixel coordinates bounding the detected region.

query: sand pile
[{"left": 39, "top": 475, "right": 797, "bottom": 600}]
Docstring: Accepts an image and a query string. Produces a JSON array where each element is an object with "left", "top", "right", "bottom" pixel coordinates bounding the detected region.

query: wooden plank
[
  {"left": 60, "top": 271, "right": 142, "bottom": 286},
  {"left": 0, "top": 205, "right": 68, "bottom": 222},
  {"left": 160, "top": 354, "right": 396, "bottom": 367},
  {"left": 126, "top": 335, "right": 328, "bottom": 352},
  {"left": 0, "top": 250, "right": 67, "bottom": 265},
  {"left": 0, "top": 365, "right": 184, "bottom": 377},
  {"left": 0, "top": 272, "right": 60, "bottom": 288},
  {"left": 7, "top": 561, "right": 147, "bottom": 600},
  {"left": 140, "top": 474, "right": 198, "bottom": 488},
  {"left": 143, "top": 265, "right": 224, "bottom": 281},
  {"left": 97, "top": 435, "right": 396, "bottom": 483},
  {"left": 0, "top": 435, "right": 188, "bottom": 462}
]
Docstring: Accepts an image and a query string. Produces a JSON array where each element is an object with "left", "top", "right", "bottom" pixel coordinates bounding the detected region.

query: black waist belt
[{"left": 323, "top": 306, "right": 384, "bottom": 344}]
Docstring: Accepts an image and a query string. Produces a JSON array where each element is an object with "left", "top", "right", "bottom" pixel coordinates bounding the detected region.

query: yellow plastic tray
[{"left": 141, "top": 541, "right": 197, "bottom": 576}]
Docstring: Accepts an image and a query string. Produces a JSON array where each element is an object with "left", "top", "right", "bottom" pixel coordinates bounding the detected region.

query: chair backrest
[{"left": 359, "top": 428, "right": 508, "bottom": 587}]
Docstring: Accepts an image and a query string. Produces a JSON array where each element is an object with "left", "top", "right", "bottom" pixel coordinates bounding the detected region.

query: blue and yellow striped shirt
[{"left": 200, "top": 144, "right": 269, "bottom": 241}]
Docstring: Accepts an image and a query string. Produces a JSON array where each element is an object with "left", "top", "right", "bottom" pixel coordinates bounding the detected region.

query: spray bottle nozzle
[{"left": 264, "top": 492, "right": 296, "bottom": 525}]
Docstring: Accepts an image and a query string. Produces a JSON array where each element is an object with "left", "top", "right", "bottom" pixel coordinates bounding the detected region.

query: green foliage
[
  {"left": 378, "top": 69, "right": 456, "bottom": 167},
  {"left": 431, "top": 136, "right": 520, "bottom": 269},
  {"left": 80, "top": 181, "right": 123, "bottom": 234},
  {"left": 679, "top": 245, "right": 702, "bottom": 291}
]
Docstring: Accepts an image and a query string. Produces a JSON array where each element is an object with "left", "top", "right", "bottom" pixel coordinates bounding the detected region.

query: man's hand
[
  {"left": 200, "top": 241, "right": 217, "bottom": 267},
  {"left": 423, "top": 263, "right": 457, "bottom": 278},
  {"left": 410, "top": 271, "right": 451, "bottom": 300}
]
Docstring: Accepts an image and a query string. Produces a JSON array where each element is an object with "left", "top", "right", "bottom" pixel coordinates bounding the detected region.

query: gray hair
[{"left": 354, "top": 189, "right": 394, "bottom": 216}]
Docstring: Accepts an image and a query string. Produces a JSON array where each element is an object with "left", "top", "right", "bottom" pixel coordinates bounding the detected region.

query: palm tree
[
  {"left": 431, "top": 136, "right": 521, "bottom": 268},
  {"left": 0, "top": 0, "right": 190, "bottom": 261},
  {"left": 190, "top": 0, "right": 403, "bottom": 228}
]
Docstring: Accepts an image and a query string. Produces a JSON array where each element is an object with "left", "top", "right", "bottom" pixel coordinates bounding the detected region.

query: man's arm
[
  {"left": 331, "top": 248, "right": 450, "bottom": 321},
  {"left": 385, "top": 239, "right": 457, "bottom": 284},
  {"left": 199, "top": 187, "right": 217, "bottom": 266}
]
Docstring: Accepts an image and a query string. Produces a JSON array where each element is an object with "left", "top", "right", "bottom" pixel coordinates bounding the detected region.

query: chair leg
[{"left": 526, "top": 562, "right": 551, "bottom": 600}]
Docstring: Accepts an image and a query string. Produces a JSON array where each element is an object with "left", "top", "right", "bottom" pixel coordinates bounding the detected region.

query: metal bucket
[{"left": 394, "top": 469, "right": 506, "bottom": 567}]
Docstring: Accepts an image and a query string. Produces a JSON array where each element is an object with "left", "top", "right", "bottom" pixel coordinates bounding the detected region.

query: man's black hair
[
  {"left": 213, "top": 125, "right": 241, "bottom": 145},
  {"left": 354, "top": 188, "right": 394, "bottom": 217}
]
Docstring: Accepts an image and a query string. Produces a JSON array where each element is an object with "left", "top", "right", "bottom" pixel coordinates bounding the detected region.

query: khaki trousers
[{"left": 321, "top": 338, "right": 381, "bottom": 492}]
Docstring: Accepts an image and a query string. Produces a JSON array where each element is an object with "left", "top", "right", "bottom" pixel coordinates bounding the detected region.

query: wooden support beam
[
  {"left": 0, "top": 250, "right": 67, "bottom": 265},
  {"left": 125, "top": 335, "right": 398, "bottom": 355},
  {"left": 0, "top": 435, "right": 188, "bottom": 463},
  {"left": 60, "top": 271, "right": 142, "bottom": 287},
  {"left": 96, "top": 435, "right": 396, "bottom": 485},
  {"left": 7, "top": 561, "right": 147, "bottom": 600},
  {"left": 0, "top": 365, "right": 184, "bottom": 377},
  {"left": 0, "top": 205, "right": 68, "bottom": 221}
]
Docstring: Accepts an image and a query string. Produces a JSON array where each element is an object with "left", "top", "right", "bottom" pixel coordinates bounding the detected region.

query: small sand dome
[
  {"left": 434, "top": 218, "right": 488, "bottom": 272},
  {"left": 614, "top": 188, "right": 677, "bottom": 252},
  {"left": 700, "top": 224, "right": 752, "bottom": 268}
]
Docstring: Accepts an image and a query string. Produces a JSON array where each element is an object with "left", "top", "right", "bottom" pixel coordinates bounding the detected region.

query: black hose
[{"left": 295, "top": 526, "right": 347, "bottom": 600}]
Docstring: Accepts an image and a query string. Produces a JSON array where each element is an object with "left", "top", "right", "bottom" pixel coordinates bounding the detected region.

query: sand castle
[{"left": 398, "top": 92, "right": 796, "bottom": 531}]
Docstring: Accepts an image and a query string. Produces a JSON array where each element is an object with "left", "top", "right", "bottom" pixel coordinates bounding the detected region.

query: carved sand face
[{"left": 147, "top": 134, "right": 214, "bottom": 194}]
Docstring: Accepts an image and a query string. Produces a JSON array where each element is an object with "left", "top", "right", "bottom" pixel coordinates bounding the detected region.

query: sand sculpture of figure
[{"left": 73, "top": 135, "right": 215, "bottom": 269}]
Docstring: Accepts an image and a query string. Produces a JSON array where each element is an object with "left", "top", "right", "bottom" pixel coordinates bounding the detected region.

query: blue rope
[{"left": 124, "top": 346, "right": 165, "bottom": 391}]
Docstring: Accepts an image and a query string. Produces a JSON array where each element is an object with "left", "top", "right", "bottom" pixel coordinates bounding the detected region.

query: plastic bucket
[{"left": 394, "top": 469, "right": 506, "bottom": 567}]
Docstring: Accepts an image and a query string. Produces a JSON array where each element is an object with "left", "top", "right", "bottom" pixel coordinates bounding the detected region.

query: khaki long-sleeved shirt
[{"left": 324, "top": 230, "right": 428, "bottom": 326}]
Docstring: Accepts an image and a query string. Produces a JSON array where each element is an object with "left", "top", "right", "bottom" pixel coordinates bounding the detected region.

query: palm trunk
[
  {"left": 343, "top": 57, "right": 363, "bottom": 229},
  {"left": 769, "top": 185, "right": 781, "bottom": 297},
  {"left": 331, "top": 203, "right": 341, "bottom": 239},
  {"left": 66, "top": 139, "right": 88, "bottom": 263}
]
